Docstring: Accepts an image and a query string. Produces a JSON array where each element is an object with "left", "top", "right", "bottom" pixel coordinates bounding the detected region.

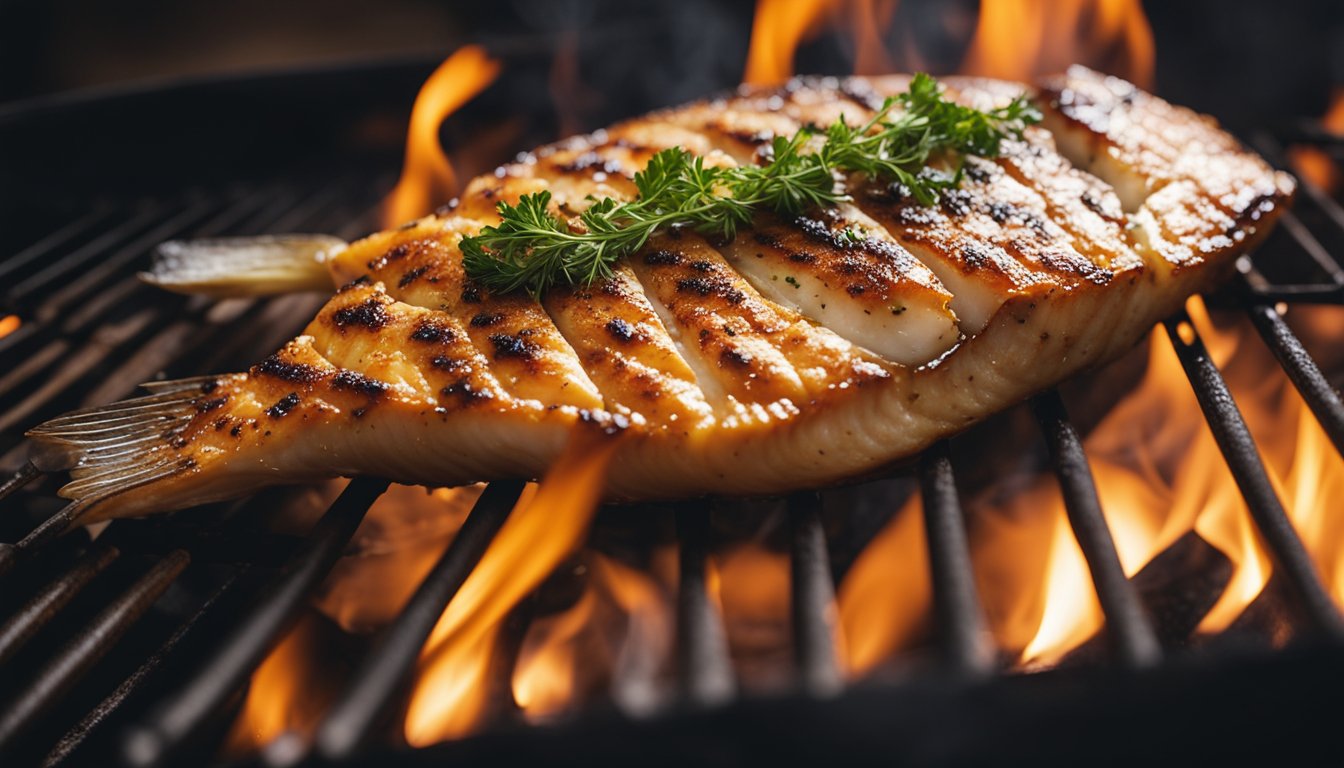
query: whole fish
[{"left": 30, "top": 66, "right": 1292, "bottom": 523}]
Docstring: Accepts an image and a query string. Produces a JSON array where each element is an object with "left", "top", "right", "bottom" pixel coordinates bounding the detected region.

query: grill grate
[{"left": 1, "top": 118, "right": 1343, "bottom": 767}]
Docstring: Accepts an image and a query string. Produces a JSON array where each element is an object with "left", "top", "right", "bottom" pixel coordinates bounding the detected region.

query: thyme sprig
[{"left": 461, "top": 73, "right": 1040, "bottom": 296}]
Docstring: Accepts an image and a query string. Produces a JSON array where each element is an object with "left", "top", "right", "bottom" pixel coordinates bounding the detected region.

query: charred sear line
[
  {"left": 553, "top": 151, "right": 627, "bottom": 176},
  {"left": 332, "top": 370, "right": 390, "bottom": 397},
  {"left": 254, "top": 354, "right": 327, "bottom": 384},
  {"left": 643, "top": 250, "right": 682, "bottom": 266},
  {"left": 266, "top": 392, "right": 301, "bottom": 418},
  {"left": 410, "top": 322, "right": 455, "bottom": 344},
  {"left": 398, "top": 266, "right": 430, "bottom": 287},
  {"left": 430, "top": 355, "right": 468, "bottom": 372},
  {"left": 332, "top": 298, "right": 390, "bottom": 330},
  {"left": 720, "top": 347, "right": 754, "bottom": 367},
  {"left": 675, "top": 276, "right": 745, "bottom": 304},
  {"left": 195, "top": 396, "right": 228, "bottom": 414},
  {"left": 470, "top": 312, "right": 504, "bottom": 328},
  {"left": 440, "top": 379, "right": 493, "bottom": 403},
  {"left": 489, "top": 332, "right": 540, "bottom": 360},
  {"left": 605, "top": 318, "right": 636, "bottom": 343},
  {"left": 367, "top": 241, "right": 415, "bottom": 271},
  {"left": 338, "top": 275, "right": 372, "bottom": 293}
]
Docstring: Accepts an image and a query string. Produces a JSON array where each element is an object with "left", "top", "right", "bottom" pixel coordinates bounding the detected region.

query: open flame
[
  {"left": 742, "top": 0, "right": 836, "bottom": 85},
  {"left": 511, "top": 553, "right": 672, "bottom": 720},
  {"left": 837, "top": 492, "right": 929, "bottom": 675},
  {"left": 0, "top": 315, "right": 19, "bottom": 340},
  {"left": 382, "top": 46, "right": 500, "bottom": 227},
  {"left": 962, "top": 0, "right": 1155, "bottom": 88},
  {"left": 1288, "top": 88, "right": 1344, "bottom": 193},
  {"left": 403, "top": 429, "right": 622, "bottom": 746},
  {"left": 223, "top": 614, "right": 343, "bottom": 756}
]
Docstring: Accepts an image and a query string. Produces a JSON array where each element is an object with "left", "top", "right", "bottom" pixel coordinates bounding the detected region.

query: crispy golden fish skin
[{"left": 32, "top": 67, "right": 1293, "bottom": 522}]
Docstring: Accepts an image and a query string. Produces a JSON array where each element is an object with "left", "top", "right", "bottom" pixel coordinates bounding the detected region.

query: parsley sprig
[{"left": 461, "top": 73, "right": 1040, "bottom": 296}]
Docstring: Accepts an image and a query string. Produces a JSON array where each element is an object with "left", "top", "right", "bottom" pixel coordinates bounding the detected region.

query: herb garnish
[{"left": 461, "top": 73, "right": 1040, "bottom": 296}]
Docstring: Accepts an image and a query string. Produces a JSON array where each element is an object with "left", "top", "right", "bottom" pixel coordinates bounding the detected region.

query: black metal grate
[{"left": 0, "top": 120, "right": 1343, "bottom": 768}]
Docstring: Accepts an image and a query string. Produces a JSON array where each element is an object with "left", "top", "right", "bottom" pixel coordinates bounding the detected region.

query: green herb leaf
[{"left": 461, "top": 73, "right": 1040, "bottom": 296}]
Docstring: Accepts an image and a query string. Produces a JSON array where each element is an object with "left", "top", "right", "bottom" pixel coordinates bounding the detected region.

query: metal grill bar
[
  {"left": 1031, "top": 390, "right": 1163, "bottom": 667},
  {"left": 1245, "top": 303, "right": 1344, "bottom": 457},
  {"left": 0, "top": 549, "right": 190, "bottom": 758},
  {"left": 1163, "top": 311, "right": 1344, "bottom": 638},
  {"left": 42, "top": 572, "right": 242, "bottom": 768},
  {"left": 918, "top": 442, "right": 994, "bottom": 676},
  {"left": 787, "top": 493, "right": 842, "bottom": 695},
  {"left": 674, "top": 506, "right": 734, "bottom": 706},
  {"left": 0, "top": 542, "right": 119, "bottom": 666},
  {"left": 307, "top": 480, "right": 523, "bottom": 762},
  {"left": 119, "top": 478, "right": 388, "bottom": 768}
]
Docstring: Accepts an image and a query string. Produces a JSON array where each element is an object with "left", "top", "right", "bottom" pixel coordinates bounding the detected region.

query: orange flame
[
  {"left": 383, "top": 46, "right": 501, "bottom": 227},
  {"left": 713, "top": 540, "right": 797, "bottom": 687},
  {"left": 742, "top": 0, "right": 837, "bottom": 85},
  {"left": 511, "top": 554, "right": 671, "bottom": 720},
  {"left": 1288, "top": 88, "right": 1344, "bottom": 192},
  {"left": 0, "top": 315, "right": 19, "bottom": 340},
  {"left": 961, "top": 0, "right": 1155, "bottom": 89},
  {"left": 404, "top": 430, "right": 622, "bottom": 746},
  {"left": 223, "top": 614, "right": 342, "bottom": 755},
  {"left": 837, "top": 492, "right": 929, "bottom": 675}
]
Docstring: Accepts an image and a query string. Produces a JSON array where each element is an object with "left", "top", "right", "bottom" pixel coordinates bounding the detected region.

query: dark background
[
  {"left": 0, "top": 0, "right": 1341, "bottom": 236},
  {"left": 2, "top": 0, "right": 1341, "bottom": 122}
]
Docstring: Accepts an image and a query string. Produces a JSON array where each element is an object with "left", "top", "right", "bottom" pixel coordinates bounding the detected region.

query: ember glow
[
  {"left": 0, "top": 315, "right": 20, "bottom": 340},
  {"left": 403, "top": 430, "right": 622, "bottom": 746},
  {"left": 383, "top": 45, "right": 500, "bottom": 227}
]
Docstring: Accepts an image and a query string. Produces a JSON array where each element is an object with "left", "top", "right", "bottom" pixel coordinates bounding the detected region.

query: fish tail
[
  {"left": 26, "top": 376, "right": 228, "bottom": 524},
  {"left": 139, "top": 235, "right": 342, "bottom": 297}
]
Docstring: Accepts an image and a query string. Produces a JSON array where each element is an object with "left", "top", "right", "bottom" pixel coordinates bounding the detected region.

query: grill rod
[
  {"left": 0, "top": 549, "right": 190, "bottom": 759},
  {"left": 1032, "top": 391, "right": 1163, "bottom": 667},
  {"left": 918, "top": 442, "right": 994, "bottom": 676},
  {"left": 119, "top": 478, "right": 389, "bottom": 768},
  {"left": 1164, "top": 311, "right": 1344, "bottom": 638},
  {"left": 674, "top": 506, "right": 735, "bottom": 706},
  {"left": 787, "top": 493, "right": 842, "bottom": 695},
  {"left": 292, "top": 480, "right": 523, "bottom": 764},
  {"left": 43, "top": 571, "right": 242, "bottom": 768},
  {"left": 0, "top": 541, "right": 119, "bottom": 667}
]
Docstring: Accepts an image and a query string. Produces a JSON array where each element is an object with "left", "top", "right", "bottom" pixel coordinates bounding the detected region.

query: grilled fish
[{"left": 31, "top": 66, "right": 1293, "bottom": 523}]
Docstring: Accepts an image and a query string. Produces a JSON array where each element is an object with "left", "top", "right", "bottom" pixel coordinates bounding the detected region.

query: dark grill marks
[
  {"left": 605, "top": 318, "right": 635, "bottom": 343},
  {"left": 266, "top": 392, "right": 301, "bottom": 418},
  {"left": 470, "top": 312, "right": 504, "bottom": 328},
  {"left": 430, "top": 355, "right": 467, "bottom": 373},
  {"left": 676, "top": 276, "right": 746, "bottom": 304},
  {"left": 410, "top": 321, "right": 455, "bottom": 344},
  {"left": 440, "top": 379, "right": 493, "bottom": 403},
  {"left": 338, "top": 275, "right": 372, "bottom": 293},
  {"left": 366, "top": 241, "right": 414, "bottom": 271},
  {"left": 644, "top": 249, "right": 682, "bottom": 266},
  {"left": 195, "top": 396, "right": 228, "bottom": 414},
  {"left": 332, "top": 370, "right": 390, "bottom": 397},
  {"left": 254, "top": 354, "right": 327, "bottom": 384},
  {"left": 398, "top": 265, "right": 430, "bottom": 288},
  {"left": 332, "top": 297, "right": 390, "bottom": 330},
  {"left": 489, "top": 332, "right": 540, "bottom": 360}
]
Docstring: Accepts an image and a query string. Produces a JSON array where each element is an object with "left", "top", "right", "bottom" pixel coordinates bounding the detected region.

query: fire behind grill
[{"left": 2, "top": 57, "right": 1344, "bottom": 768}]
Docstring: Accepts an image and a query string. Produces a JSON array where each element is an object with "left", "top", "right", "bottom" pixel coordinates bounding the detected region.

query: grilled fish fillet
[{"left": 30, "top": 66, "right": 1293, "bottom": 523}]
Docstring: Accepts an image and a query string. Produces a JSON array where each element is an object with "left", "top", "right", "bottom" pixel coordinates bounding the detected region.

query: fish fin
[
  {"left": 26, "top": 377, "right": 216, "bottom": 520},
  {"left": 139, "top": 235, "right": 343, "bottom": 297}
]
